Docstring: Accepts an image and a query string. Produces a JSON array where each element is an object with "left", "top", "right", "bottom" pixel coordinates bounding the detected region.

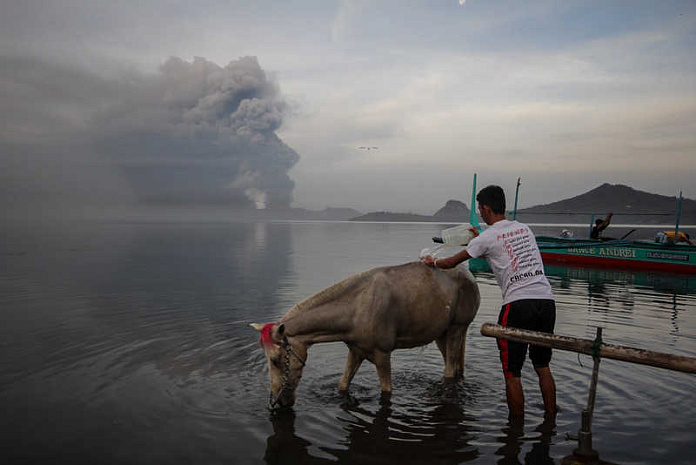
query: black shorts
[{"left": 497, "top": 299, "right": 556, "bottom": 379}]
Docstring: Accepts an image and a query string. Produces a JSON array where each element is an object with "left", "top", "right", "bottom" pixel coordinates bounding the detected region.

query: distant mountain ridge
[
  {"left": 433, "top": 200, "right": 471, "bottom": 221},
  {"left": 348, "top": 184, "right": 694, "bottom": 224},
  {"left": 520, "top": 183, "right": 695, "bottom": 215},
  {"left": 516, "top": 183, "right": 695, "bottom": 224},
  {"left": 351, "top": 211, "right": 436, "bottom": 222},
  {"left": 352, "top": 199, "right": 470, "bottom": 222}
]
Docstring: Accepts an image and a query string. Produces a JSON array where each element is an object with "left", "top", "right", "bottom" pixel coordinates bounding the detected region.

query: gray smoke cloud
[{"left": 1, "top": 55, "right": 299, "bottom": 213}]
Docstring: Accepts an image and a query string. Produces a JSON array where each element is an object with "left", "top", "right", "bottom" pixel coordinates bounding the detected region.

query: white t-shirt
[{"left": 466, "top": 219, "right": 554, "bottom": 305}]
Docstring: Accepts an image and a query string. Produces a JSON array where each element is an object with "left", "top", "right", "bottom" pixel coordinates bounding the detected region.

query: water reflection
[
  {"left": 470, "top": 259, "right": 694, "bottom": 340},
  {"left": 265, "top": 410, "right": 333, "bottom": 465},
  {"left": 0, "top": 219, "right": 295, "bottom": 462},
  {"left": 494, "top": 416, "right": 557, "bottom": 465},
  {"left": 333, "top": 392, "right": 478, "bottom": 463},
  {"left": 543, "top": 265, "right": 694, "bottom": 345},
  {"left": 265, "top": 382, "right": 479, "bottom": 464},
  {"left": 264, "top": 385, "right": 562, "bottom": 465},
  {"left": 542, "top": 265, "right": 696, "bottom": 297}
]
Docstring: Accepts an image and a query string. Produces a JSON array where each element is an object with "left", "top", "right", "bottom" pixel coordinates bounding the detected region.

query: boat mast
[
  {"left": 512, "top": 177, "right": 521, "bottom": 220},
  {"left": 588, "top": 214, "right": 595, "bottom": 239},
  {"left": 674, "top": 191, "right": 683, "bottom": 244},
  {"left": 469, "top": 173, "right": 481, "bottom": 230}
]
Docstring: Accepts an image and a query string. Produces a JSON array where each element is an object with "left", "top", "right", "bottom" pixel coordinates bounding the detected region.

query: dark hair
[
  {"left": 595, "top": 219, "right": 603, "bottom": 226},
  {"left": 476, "top": 185, "right": 506, "bottom": 214}
]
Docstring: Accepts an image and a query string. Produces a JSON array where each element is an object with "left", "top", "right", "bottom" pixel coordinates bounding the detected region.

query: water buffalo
[{"left": 251, "top": 261, "right": 480, "bottom": 409}]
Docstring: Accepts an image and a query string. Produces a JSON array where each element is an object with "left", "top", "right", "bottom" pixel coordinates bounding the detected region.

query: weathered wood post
[{"left": 574, "top": 327, "right": 602, "bottom": 460}]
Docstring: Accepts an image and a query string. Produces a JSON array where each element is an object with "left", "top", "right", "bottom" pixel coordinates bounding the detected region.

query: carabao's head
[
  {"left": 476, "top": 185, "right": 506, "bottom": 225},
  {"left": 250, "top": 322, "right": 307, "bottom": 409}
]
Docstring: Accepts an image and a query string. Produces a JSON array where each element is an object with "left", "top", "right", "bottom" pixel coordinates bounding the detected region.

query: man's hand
[
  {"left": 421, "top": 255, "right": 436, "bottom": 267},
  {"left": 469, "top": 226, "right": 480, "bottom": 238}
]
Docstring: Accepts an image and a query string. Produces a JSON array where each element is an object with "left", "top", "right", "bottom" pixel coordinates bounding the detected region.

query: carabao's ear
[
  {"left": 270, "top": 323, "right": 286, "bottom": 344},
  {"left": 250, "top": 323, "right": 265, "bottom": 332},
  {"left": 278, "top": 324, "right": 289, "bottom": 344}
]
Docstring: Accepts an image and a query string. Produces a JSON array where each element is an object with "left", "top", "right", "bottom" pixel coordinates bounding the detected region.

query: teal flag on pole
[{"left": 469, "top": 173, "right": 481, "bottom": 230}]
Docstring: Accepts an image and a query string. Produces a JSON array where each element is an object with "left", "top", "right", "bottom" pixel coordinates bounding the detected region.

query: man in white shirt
[{"left": 422, "top": 185, "right": 557, "bottom": 418}]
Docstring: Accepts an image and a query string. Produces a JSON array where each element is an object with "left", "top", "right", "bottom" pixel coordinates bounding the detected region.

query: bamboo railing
[{"left": 480, "top": 323, "right": 696, "bottom": 374}]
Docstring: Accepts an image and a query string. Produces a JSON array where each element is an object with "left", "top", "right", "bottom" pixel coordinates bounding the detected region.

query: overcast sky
[{"left": 2, "top": 0, "right": 695, "bottom": 214}]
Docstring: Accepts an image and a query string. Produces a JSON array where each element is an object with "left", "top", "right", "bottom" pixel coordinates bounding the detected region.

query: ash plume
[
  {"left": 0, "top": 55, "right": 299, "bottom": 212},
  {"left": 96, "top": 56, "right": 299, "bottom": 209}
]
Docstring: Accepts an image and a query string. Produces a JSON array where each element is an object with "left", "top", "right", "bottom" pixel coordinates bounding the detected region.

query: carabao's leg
[
  {"left": 436, "top": 335, "right": 447, "bottom": 361},
  {"left": 437, "top": 332, "right": 456, "bottom": 378},
  {"left": 458, "top": 328, "right": 468, "bottom": 375},
  {"left": 339, "top": 346, "right": 365, "bottom": 391},
  {"left": 444, "top": 327, "right": 465, "bottom": 379},
  {"left": 373, "top": 350, "right": 393, "bottom": 392}
]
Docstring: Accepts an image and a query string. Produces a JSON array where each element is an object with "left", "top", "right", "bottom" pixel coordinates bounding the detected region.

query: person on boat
[
  {"left": 421, "top": 185, "right": 557, "bottom": 418},
  {"left": 590, "top": 212, "right": 613, "bottom": 240},
  {"left": 655, "top": 231, "right": 693, "bottom": 245}
]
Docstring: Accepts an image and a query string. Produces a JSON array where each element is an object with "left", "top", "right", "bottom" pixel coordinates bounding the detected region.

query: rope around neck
[{"left": 268, "top": 339, "right": 306, "bottom": 410}]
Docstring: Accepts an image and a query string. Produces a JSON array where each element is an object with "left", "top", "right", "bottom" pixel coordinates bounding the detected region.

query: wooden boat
[
  {"left": 445, "top": 175, "right": 696, "bottom": 274},
  {"left": 535, "top": 237, "right": 696, "bottom": 274},
  {"left": 533, "top": 190, "right": 694, "bottom": 274},
  {"left": 468, "top": 253, "right": 696, "bottom": 293},
  {"left": 518, "top": 183, "right": 695, "bottom": 274}
]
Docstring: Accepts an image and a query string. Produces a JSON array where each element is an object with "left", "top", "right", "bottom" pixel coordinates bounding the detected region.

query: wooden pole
[
  {"left": 469, "top": 173, "right": 481, "bottom": 231},
  {"left": 674, "top": 191, "right": 682, "bottom": 244},
  {"left": 512, "top": 177, "right": 521, "bottom": 220},
  {"left": 588, "top": 214, "right": 595, "bottom": 239},
  {"left": 480, "top": 323, "right": 696, "bottom": 374},
  {"left": 574, "top": 327, "right": 602, "bottom": 460}
]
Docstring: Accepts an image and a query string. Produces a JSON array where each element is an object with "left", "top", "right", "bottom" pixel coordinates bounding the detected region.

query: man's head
[
  {"left": 595, "top": 219, "right": 603, "bottom": 226},
  {"left": 476, "top": 185, "right": 506, "bottom": 225}
]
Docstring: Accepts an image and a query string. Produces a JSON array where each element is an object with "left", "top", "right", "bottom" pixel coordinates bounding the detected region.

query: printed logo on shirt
[
  {"left": 504, "top": 241, "right": 518, "bottom": 271},
  {"left": 496, "top": 228, "right": 527, "bottom": 241},
  {"left": 510, "top": 269, "right": 545, "bottom": 283},
  {"left": 498, "top": 227, "right": 534, "bottom": 272}
]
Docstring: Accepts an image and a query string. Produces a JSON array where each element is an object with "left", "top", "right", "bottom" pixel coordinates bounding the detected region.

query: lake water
[{"left": 1, "top": 217, "right": 695, "bottom": 464}]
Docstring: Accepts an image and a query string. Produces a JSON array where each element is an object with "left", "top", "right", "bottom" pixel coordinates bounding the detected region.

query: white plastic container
[{"left": 441, "top": 223, "right": 476, "bottom": 246}]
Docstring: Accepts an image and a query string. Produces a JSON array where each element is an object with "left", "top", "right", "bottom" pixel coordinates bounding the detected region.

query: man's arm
[
  {"left": 678, "top": 232, "right": 693, "bottom": 245},
  {"left": 599, "top": 212, "right": 613, "bottom": 231},
  {"left": 422, "top": 248, "right": 472, "bottom": 269},
  {"left": 422, "top": 227, "right": 479, "bottom": 269}
]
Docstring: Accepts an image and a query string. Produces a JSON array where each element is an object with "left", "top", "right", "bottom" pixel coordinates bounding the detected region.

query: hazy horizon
[{"left": 2, "top": 1, "right": 695, "bottom": 216}]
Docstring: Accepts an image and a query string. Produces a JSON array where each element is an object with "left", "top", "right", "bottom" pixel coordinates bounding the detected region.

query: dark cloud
[{"left": 0, "top": 55, "right": 299, "bottom": 212}]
